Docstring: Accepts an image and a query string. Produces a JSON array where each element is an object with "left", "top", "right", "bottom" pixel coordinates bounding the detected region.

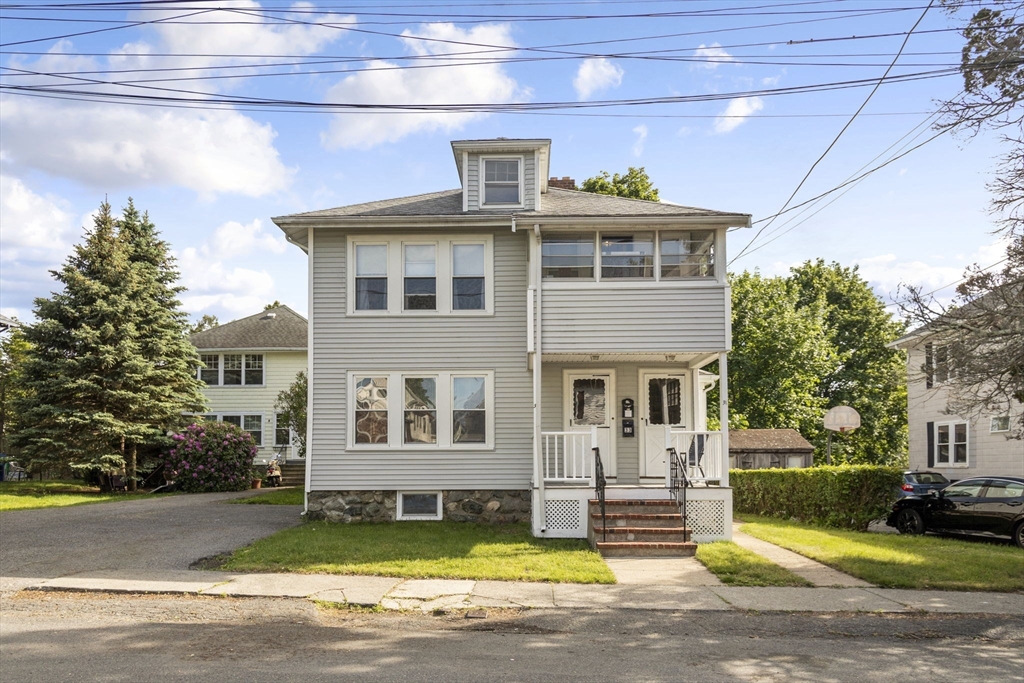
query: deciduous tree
[
  {"left": 580, "top": 167, "right": 660, "bottom": 201},
  {"left": 275, "top": 371, "right": 307, "bottom": 458}
]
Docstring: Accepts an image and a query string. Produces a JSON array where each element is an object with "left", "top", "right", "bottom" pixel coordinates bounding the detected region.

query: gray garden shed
[{"left": 728, "top": 429, "right": 814, "bottom": 470}]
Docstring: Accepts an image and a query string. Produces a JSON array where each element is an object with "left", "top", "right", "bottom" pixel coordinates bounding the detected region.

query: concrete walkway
[
  {"left": 730, "top": 523, "right": 872, "bottom": 587},
  {"left": 16, "top": 570, "right": 1023, "bottom": 615}
]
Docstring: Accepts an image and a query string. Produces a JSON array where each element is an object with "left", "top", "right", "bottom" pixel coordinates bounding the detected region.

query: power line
[{"left": 729, "top": 0, "right": 935, "bottom": 265}]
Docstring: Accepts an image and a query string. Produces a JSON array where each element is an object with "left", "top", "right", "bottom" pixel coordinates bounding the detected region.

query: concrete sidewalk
[
  {"left": 730, "top": 523, "right": 872, "bottom": 587},
  {"left": 12, "top": 570, "right": 1023, "bottom": 615}
]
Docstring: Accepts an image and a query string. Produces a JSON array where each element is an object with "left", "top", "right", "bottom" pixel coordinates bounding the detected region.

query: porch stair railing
[
  {"left": 593, "top": 446, "right": 607, "bottom": 542},
  {"left": 667, "top": 447, "right": 690, "bottom": 534}
]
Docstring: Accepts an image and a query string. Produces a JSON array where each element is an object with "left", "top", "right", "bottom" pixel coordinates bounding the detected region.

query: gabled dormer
[{"left": 451, "top": 138, "right": 551, "bottom": 213}]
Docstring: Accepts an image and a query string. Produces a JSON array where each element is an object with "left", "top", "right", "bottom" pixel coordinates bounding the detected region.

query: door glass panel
[
  {"left": 571, "top": 378, "right": 606, "bottom": 426},
  {"left": 648, "top": 378, "right": 682, "bottom": 425}
]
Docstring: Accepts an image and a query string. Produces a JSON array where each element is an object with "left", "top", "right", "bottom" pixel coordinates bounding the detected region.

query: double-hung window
[
  {"left": 660, "top": 230, "right": 715, "bottom": 278},
  {"left": 601, "top": 233, "right": 655, "bottom": 279},
  {"left": 452, "top": 244, "right": 485, "bottom": 310},
  {"left": 935, "top": 421, "right": 968, "bottom": 466},
  {"left": 355, "top": 244, "right": 388, "bottom": 311},
  {"left": 924, "top": 343, "right": 950, "bottom": 388},
  {"left": 542, "top": 233, "right": 595, "bottom": 279},
  {"left": 197, "top": 353, "right": 264, "bottom": 385},
  {"left": 221, "top": 414, "right": 263, "bottom": 445},
  {"left": 350, "top": 371, "right": 492, "bottom": 448},
  {"left": 483, "top": 158, "right": 521, "bottom": 205},
  {"left": 349, "top": 236, "right": 492, "bottom": 315},
  {"left": 404, "top": 244, "right": 437, "bottom": 311},
  {"left": 274, "top": 413, "right": 291, "bottom": 447},
  {"left": 990, "top": 416, "right": 1010, "bottom": 433}
]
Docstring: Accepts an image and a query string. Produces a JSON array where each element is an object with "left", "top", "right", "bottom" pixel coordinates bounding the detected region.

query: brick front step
[
  {"left": 589, "top": 500, "right": 679, "bottom": 515},
  {"left": 593, "top": 527, "right": 692, "bottom": 543},
  {"left": 591, "top": 513, "right": 684, "bottom": 528},
  {"left": 595, "top": 541, "right": 697, "bottom": 558}
]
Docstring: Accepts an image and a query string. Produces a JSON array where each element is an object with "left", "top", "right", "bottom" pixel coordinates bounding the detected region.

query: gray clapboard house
[{"left": 273, "top": 138, "right": 750, "bottom": 548}]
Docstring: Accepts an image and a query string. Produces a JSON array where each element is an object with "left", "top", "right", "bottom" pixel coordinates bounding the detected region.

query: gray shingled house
[
  {"left": 272, "top": 138, "right": 750, "bottom": 552},
  {"left": 189, "top": 306, "right": 307, "bottom": 465}
]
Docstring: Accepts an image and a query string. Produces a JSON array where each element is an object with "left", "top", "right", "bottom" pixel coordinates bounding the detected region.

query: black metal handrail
[
  {"left": 667, "top": 447, "right": 690, "bottom": 531},
  {"left": 593, "top": 447, "right": 607, "bottom": 542}
]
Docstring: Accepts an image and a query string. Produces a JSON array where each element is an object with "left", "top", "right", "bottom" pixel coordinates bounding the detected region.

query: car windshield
[{"left": 908, "top": 473, "right": 950, "bottom": 484}]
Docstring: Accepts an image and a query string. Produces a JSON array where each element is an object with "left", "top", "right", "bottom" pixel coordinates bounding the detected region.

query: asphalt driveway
[{"left": 0, "top": 490, "right": 301, "bottom": 592}]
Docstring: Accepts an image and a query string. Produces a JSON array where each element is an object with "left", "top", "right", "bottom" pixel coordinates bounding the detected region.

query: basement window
[{"left": 397, "top": 492, "right": 443, "bottom": 520}]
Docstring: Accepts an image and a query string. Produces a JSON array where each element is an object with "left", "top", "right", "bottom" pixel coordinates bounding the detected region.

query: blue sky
[{"left": 0, "top": 0, "right": 1011, "bottom": 325}]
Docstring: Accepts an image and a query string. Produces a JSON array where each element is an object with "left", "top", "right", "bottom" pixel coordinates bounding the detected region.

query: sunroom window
[
  {"left": 601, "top": 233, "right": 654, "bottom": 279},
  {"left": 483, "top": 159, "right": 520, "bottom": 205},
  {"left": 542, "top": 233, "right": 595, "bottom": 279},
  {"left": 661, "top": 230, "right": 715, "bottom": 278}
]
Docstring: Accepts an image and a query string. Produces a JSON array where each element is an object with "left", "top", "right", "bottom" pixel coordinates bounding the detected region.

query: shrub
[
  {"left": 165, "top": 422, "right": 256, "bottom": 493},
  {"left": 731, "top": 465, "right": 904, "bottom": 531}
]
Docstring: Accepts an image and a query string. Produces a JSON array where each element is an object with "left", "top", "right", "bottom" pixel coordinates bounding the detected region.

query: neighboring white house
[
  {"left": 189, "top": 306, "right": 308, "bottom": 465},
  {"left": 272, "top": 138, "right": 751, "bottom": 547},
  {"left": 891, "top": 330, "right": 1023, "bottom": 480}
]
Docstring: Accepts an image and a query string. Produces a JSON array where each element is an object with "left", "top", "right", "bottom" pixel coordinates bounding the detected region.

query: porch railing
[
  {"left": 542, "top": 426, "right": 598, "bottom": 483},
  {"left": 664, "top": 429, "right": 724, "bottom": 485}
]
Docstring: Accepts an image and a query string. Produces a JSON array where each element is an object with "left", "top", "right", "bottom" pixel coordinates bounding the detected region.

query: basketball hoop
[{"left": 823, "top": 406, "right": 860, "bottom": 464}]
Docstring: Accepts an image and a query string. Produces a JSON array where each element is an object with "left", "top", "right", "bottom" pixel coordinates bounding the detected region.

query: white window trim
[
  {"left": 990, "top": 416, "right": 1011, "bottom": 433},
  {"left": 934, "top": 420, "right": 970, "bottom": 468},
  {"left": 397, "top": 491, "right": 443, "bottom": 521},
  {"left": 274, "top": 412, "right": 294, "bottom": 448},
  {"left": 540, "top": 229, "right": 722, "bottom": 286},
  {"left": 480, "top": 154, "right": 526, "bottom": 209},
  {"left": 196, "top": 353, "right": 267, "bottom": 387},
  {"left": 193, "top": 412, "right": 266, "bottom": 447},
  {"left": 347, "top": 371, "right": 495, "bottom": 451},
  {"left": 347, "top": 235, "right": 494, "bottom": 316}
]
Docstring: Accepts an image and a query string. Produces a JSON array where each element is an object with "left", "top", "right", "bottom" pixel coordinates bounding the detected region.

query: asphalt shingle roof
[
  {"left": 729, "top": 429, "right": 814, "bottom": 452},
  {"left": 279, "top": 187, "right": 744, "bottom": 219},
  {"left": 189, "top": 306, "right": 307, "bottom": 351}
]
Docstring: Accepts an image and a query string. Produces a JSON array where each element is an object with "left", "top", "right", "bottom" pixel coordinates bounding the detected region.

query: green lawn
[
  {"left": 0, "top": 480, "right": 150, "bottom": 512},
  {"left": 696, "top": 541, "right": 813, "bottom": 587},
  {"left": 740, "top": 516, "right": 1024, "bottom": 592},
  {"left": 222, "top": 521, "right": 616, "bottom": 584},
  {"left": 229, "top": 487, "right": 304, "bottom": 505}
]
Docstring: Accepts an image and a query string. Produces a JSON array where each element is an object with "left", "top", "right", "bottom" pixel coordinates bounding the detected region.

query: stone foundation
[{"left": 306, "top": 490, "right": 531, "bottom": 524}]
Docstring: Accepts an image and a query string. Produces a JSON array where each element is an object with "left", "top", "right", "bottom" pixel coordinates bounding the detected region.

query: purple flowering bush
[{"left": 165, "top": 422, "right": 257, "bottom": 493}]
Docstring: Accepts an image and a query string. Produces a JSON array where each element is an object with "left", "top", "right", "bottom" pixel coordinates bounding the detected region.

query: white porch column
[
  {"left": 719, "top": 351, "right": 729, "bottom": 488},
  {"left": 531, "top": 226, "right": 545, "bottom": 535}
]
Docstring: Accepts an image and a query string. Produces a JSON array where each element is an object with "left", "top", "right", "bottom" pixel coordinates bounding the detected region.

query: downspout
[{"left": 532, "top": 224, "right": 545, "bottom": 535}]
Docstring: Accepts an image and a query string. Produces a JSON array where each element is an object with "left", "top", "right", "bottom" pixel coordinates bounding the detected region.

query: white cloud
[
  {"left": 632, "top": 125, "right": 648, "bottom": 157},
  {"left": 0, "top": 99, "right": 295, "bottom": 199},
  {"left": 692, "top": 42, "right": 734, "bottom": 70},
  {"left": 321, "top": 23, "right": 527, "bottom": 149},
  {"left": 573, "top": 57, "right": 624, "bottom": 100},
  {"left": 0, "top": 175, "right": 79, "bottom": 321},
  {"left": 209, "top": 219, "right": 288, "bottom": 256},
  {"left": 175, "top": 229, "right": 279, "bottom": 317},
  {"left": 762, "top": 75, "right": 782, "bottom": 86},
  {"left": 713, "top": 96, "right": 764, "bottom": 133}
]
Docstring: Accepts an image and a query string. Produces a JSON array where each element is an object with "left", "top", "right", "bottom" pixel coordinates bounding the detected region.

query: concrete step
[
  {"left": 592, "top": 526, "right": 692, "bottom": 543},
  {"left": 595, "top": 541, "right": 697, "bottom": 558},
  {"left": 591, "top": 513, "right": 684, "bottom": 528},
  {"left": 278, "top": 462, "right": 306, "bottom": 486}
]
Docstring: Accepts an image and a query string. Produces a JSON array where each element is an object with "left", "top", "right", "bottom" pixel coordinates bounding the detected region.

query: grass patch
[
  {"left": 741, "top": 516, "right": 1024, "bottom": 592},
  {"left": 222, "top": 521, "right": 616, "bottom": 584},
  {"left": 228, "top": 487, "right": 304, "bottom": 505},
  {"left": 696, "top": 541, "right": 812, "bottom": 587},
  {"left": 0, "top": 480, "right": 150, "bottom": 512}
]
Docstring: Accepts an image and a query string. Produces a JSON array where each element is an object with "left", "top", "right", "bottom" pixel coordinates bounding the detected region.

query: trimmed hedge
[{"left": 731, "top": 465, "right": 904, "bottom": 531}]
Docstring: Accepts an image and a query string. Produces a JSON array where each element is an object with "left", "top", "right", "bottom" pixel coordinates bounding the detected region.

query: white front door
[
  {"left": 639, "top": 372, "right": 689, "bottom": 478},
  {"left": 563, "top": 370, "right": 616, "bottom": 478}
]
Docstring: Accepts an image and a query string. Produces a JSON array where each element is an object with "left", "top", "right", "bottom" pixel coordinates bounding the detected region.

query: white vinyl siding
[
  {"left": 541, "top": 285, "right": 730, "bottom": 353},
  {"left": 197, "top": 350, "right": 307, "bottom": 463},
  {"left": 311, "top": 229, "right": 532, "bottom": 491}
]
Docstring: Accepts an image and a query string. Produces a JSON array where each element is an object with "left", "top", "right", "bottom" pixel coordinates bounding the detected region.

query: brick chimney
[{"left": 548, "top": 176, "right": 576, "bottom": 190}]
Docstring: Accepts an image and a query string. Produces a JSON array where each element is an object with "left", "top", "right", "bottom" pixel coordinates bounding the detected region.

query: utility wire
[{"left": 729, "top": 0, "right": 935, "bottom": 265}]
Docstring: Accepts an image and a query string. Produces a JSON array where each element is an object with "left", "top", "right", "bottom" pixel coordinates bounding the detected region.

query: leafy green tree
[
  {"left": 580, "top": 167, "right": 660, "bottom": 201},
  {"left": 12, "top": 200, "right": 205, "bottom": 487},
  {"left": 790, "top": 260, "right": 908, "bottom": 464},
  {"left": 275, "top": 371, "right": 307, "bottom": 458},
  {"left": 263, "top": 301, "right": 282, "bottom": 311},
  {"left": 189, "top": 314, "right": 219, "bottom": 335},
  {"left": 719, "top": 271, "right": 839, "bottom": 443},
  {"left": 0, "top": 328, "right": 31, "bottom": 454}
]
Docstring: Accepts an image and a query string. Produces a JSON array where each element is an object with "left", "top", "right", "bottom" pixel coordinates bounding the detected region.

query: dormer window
[{"left": 483, "top": 158, "right": 521, "bottom": 205}]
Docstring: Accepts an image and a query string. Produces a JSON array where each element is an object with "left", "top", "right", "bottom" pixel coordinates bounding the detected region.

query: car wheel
[
  {"left": 896, "top": 509, "right": 925, "bottom": 535},
  {"left": 1014, "top": 522, "right": 1024, "bottom": 550}
]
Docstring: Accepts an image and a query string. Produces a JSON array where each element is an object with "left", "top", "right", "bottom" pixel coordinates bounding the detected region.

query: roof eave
[{"left": 273, "top": 213, "right": 751, "bottom": 230}]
